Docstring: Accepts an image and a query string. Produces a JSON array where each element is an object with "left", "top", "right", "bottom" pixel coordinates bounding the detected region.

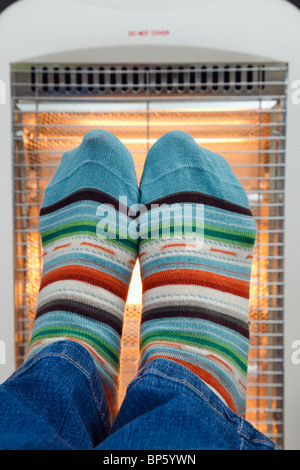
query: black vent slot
[
  {"left": 133, "top": 67, "right": 139, "bottom": 93},
  {"left": 121, "top": 67, "right": 128, "bottom": 92},
  {"left": 110, "top": 67, "right": 116, "bottom": 93},
  {"left": 76, "top": 67, "right": 82, "bottom": 92},
  {"left": 247, "top": 65, "right": 253, "bottom": 91},
  {"left": 53, "top": 66, "right": 60, "bottom": 93},
  {"left": 189, "top": 66, "right": 196, "bottom": 92},
  {"left": 235, "top": 65, "right": 242, "bottom": 91},
  {"left": 65, "top": 67, "right": 71, "bottom": 92},
  {"left": 224, "top": 66, "right": 230, "bottom": 91},
  {"left": 178, "top": 66, "right": 184, "bottom": 92},
  {"left": 99, "top": 67, "right": 105, "bottom": 93},
  {"left": 30, "top": 66, "right": 36, "bottom": 93},
  {"left": 42, "top": 67, "right": 49, "bottom": 93},
  {"left": 201, "top": 66, "right": 207, "bottom": 92},
  {"left": 87, "top": 67, "right": 94, "bottom": 93},
  {"left": 212, "top": 66, "right": 219, "bottom": 92},
  {"left": 155, "top": 67, "right": 162, "bottom": 93}
]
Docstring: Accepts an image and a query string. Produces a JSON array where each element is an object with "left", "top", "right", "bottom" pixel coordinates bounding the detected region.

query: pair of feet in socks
[{"left": 26, "top": 129, "right": 257, "bottom": 418}]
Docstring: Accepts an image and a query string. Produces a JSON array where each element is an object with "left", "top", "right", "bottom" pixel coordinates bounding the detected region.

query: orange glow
[{"left": 126, "top": 261, "right": 142, "bottom": 306}]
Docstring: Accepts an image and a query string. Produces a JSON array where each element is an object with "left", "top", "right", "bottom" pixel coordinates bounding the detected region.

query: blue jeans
[{"left": 0, "top": 340, "right": 278, "bottom": 450}]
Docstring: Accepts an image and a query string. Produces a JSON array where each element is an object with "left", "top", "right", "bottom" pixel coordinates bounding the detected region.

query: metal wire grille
[{"left": 12, "top": 63, "right": 287, "bottom": 448}]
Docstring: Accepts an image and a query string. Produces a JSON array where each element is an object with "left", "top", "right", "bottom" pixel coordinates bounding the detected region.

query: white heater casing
[{"left": 0, "top": 0, "right": 300, "bottom": 449}]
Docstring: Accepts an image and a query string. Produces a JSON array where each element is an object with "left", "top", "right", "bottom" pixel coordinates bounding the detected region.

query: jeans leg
[
  {"left": 97, "top": 358, "right": 279, "bottom": 451},
  {"left": 0, "top": 340, "right": 111, "bottom": 450},
  {"left": 0, "top": 343, "right": 280, "bottom": 450}
]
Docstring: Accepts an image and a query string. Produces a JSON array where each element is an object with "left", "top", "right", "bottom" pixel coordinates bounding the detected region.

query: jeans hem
[
  {"left": 133, "top": 358, "right": 279, "bottom": 450},
  {"left": 8, "top": 340, "right": 112, "bottom": 433}
]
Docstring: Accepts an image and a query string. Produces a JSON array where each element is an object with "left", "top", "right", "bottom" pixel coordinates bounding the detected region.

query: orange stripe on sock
[
  {"left": 26, "top": 339, "right": 44, "bottom": 356},
  {"left": 246, "top": 255, "right": 253, "bottom": 259},
  {"left": 207, "top": 354, "right": 233, "bottom": 373},
  {"left": 102, "top": 383, "right": 115, "bottom": 415},
  {"left": 210, "top": 248, "right": 237, "bottom": 256},
  {"left": 143, "top": 341, "right": 183, "bottom": 352},
  {"left": 147, "top": 355, "right": 238, "bottom": 414},
  {"left": 42, "top": 252, "right": 48, "bottom": 257},
  {"left": 43, "top": 257, "right": 130, "bottom": 283},
  {"left": 162, "top": 243, "right": 197, "bottom": 250},
  {"left": 143, "top": 269, "right": 249, "bottom": 298},
  {"left": 53, "top": 243, "right": 71, "bottom": 251},
  {"left": 80, "top": 242, "right": 115, "bottom": 255},
  {"left": 40, "top": 265, "right": 128, "bottom": 300},
  {"left": 139, "top": 252, "right": 147, "bottom": 258},
  {"left": 239, "top": 379, "right": 247, "bottom": 391}
]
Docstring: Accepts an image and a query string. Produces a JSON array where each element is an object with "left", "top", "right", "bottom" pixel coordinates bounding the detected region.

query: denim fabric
[{"left": 0, "top": 340, "right": 279, "bottom": 450}]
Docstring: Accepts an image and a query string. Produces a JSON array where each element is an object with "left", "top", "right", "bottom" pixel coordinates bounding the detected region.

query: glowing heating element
[{"left": 13, "top": 70, "right": 285, "bottom": 446}]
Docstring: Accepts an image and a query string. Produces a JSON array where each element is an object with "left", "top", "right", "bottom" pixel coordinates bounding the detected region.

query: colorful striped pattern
[
  {"left": 139, "top": 195, "right": 256, "bottom": 416},
  {"left": 138, "top": 132, "right": 257, "bottom": 417},
  {"left": 26, "top": 130, "right": 139, "bottom": 415}
]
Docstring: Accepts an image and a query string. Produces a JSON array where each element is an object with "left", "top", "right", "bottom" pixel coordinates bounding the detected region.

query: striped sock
[
  {"left": 138, "top": 131, "right": 257, "bottom": 417},
  {"left": 26, "top": 129, "right": 139, "bottom": 414}
]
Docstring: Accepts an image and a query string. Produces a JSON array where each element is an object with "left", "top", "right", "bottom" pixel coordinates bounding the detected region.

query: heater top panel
[{"left": 1, "top": 0, "right": 300, "bottom": 65}]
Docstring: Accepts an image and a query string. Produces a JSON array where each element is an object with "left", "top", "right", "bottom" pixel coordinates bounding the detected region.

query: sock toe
[
  {"left": 140, "top": 130, "right": 249, "bottom": 209},
  {"left": 44, "top": 129, "right": 139, "bottom": 207}
]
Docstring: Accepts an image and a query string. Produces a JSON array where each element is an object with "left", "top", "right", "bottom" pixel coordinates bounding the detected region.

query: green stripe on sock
[
  {"left": 30, "top": 326, "right": 120, "bottom": 369},
  {"left": 42, "top": 224, "right": 138, "bottom": 252},
  {"left": 140, "top": 331, "right": 248, "bottom": 375}
]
